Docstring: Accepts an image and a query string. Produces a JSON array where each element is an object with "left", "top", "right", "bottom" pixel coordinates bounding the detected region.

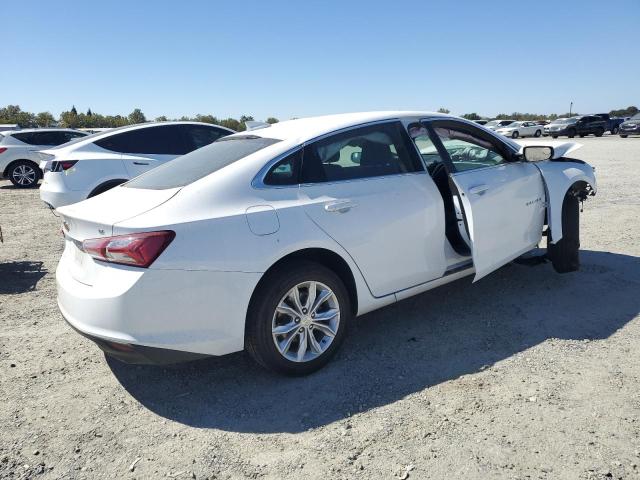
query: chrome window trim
[{"left": 252, "top": 118, "right": 426, "bottom": 189}]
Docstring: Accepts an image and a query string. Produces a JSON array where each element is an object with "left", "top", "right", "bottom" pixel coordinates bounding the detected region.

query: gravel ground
[{"left": 1, "top": 136, "right": 639, "bottom": 480}]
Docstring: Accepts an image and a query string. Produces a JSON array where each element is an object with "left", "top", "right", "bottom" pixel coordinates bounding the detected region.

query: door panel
[
  {"left": 300, "top": 174, "right": 447, "bottom": 297},
  {"left": 121, "top": 153, "right": 177, "bottom": 178},
  {"left": 426, "top": 120, "right": 546, "bottom": 281},
  {"left": 451, "top": 163, "right": 545, "bottom": 280}
]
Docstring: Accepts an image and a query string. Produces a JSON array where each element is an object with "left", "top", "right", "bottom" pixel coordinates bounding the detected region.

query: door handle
[
  {"left": 324, "top": 200, "right": 357, "bottom": 213},
  {"left": 133, "top": 161, "right": 149, "bottom": 165},
  {"left": 469, "top": 184, "right": 489, "bottom": 195}
]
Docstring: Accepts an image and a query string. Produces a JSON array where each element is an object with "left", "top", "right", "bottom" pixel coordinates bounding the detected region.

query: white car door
[
  {"left": 427, "top": 120, "right": 546, "bottom": 281},
  {"left": 299, "top": 121, "right": 448, "bottom": 298}
]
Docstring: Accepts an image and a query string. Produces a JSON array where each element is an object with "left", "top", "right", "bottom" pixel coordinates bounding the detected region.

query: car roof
[
  {"left": 45, "top": 121, "right": 235, "bottom": 151},
  {"left": 240, "top": 111, "right": 451, "bottom": 143},
  {"left": 4, "top": 128, "right": 84, "bottom": 135}
]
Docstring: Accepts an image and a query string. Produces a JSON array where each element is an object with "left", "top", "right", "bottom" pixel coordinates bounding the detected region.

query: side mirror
[
  {"left": 523, "top": 146, "right": 554, "bottom": 162},
  {"left": 351, "top": 151, "right": 361, "bottom": 164}
]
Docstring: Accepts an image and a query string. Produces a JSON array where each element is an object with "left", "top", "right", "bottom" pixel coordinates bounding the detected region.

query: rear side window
[
  {"left": 125, "top": 136, "right": 281, "bottom": 190},
  {"left": 264, "top": 149, "right": 302, "bottom": 186},
  {"left": 301, "top": 121, "right": 423, "bottom": 184},
  {"left": 95, "top": 125, "right": 188, "bottom": 155},
  {"left": 182, "top": 125, "right": 230, "bottom": 151}
]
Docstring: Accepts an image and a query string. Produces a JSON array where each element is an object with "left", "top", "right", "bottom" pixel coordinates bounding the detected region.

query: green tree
[
  {"left": 86, "top": 108, "right": 92, "bottom": 116},
  {"left": 266, "top": 117, "right": 279, "bottom": 124},
  {"left": 461, "top": 113, "right": 481, "bottom": 120},
  {"left": 0, "top": 105, "right": 36, "bottom": 127},
  {"left": 70, "top": 105, "right": 77, "bottom": 115},
  {"left": 35, "top": 112, "right": 56, "bottom": 127},
  {"left": 609, "top": 105, "right": 638, "bottom": 117},
  {"left": 437, "top": 108, "right": 450, "bottom": 114},
  {"left": 155, "top": 115, "right": 168, "bottom": 122},
  {"left": 219, "top": 117, "right": 242, "bottom": 131},
  {"left": 128, "top": 108, "right": 147, "bottom": 124}
]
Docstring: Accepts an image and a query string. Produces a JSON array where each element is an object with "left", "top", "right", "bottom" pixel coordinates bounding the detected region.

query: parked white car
[
  {"left": 0, "top": 129, "right": 88, "bottom": 187},
  {"left": 39, "top": 122, "right": 234, "bottom": 209},
  {"left": 495, "top": 121, "right": 544, "bottom": 139},
  {"left": 483, "top": 119, "right": 517, "bottom": 131},
  {"left": 55, "top": 112, "right": 596, "bottom": 375}
]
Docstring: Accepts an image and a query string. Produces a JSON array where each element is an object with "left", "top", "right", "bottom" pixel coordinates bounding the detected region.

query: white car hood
[{"left": 515, "top": 140, "right": 582, "bottom": 159}]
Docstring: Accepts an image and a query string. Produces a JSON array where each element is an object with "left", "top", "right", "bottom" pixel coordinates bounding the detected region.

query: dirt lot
[{"left": 1, "top": 136, "right": 639, "bottom": 480}]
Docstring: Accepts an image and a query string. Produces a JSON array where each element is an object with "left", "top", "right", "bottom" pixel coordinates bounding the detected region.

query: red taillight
[
  {"left": 82, "top": 230, "right": 175, "bottom": 268},
  {"left": 0, "top": 147, "right": 7, "bottom": 154},
  {"left": 51, "top": 160, "right": 78, "bottom": 172}
]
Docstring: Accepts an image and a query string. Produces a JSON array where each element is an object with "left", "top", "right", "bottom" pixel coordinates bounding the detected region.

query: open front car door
[{"left": 424, "top": 120, "right": 546, "bottom": 281}]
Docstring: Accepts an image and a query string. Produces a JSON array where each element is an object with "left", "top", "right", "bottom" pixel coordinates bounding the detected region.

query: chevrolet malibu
[{"left": 56, "top": 112, "right": 596, "bottom": 375}]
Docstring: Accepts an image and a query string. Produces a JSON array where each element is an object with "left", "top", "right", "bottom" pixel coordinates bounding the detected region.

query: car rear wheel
[
  {"left": 620, "top": 134, "right": 628, "bottom": 138},
  {"left": 567, "top": 128, "right": 576, "bottom": 138},
  {"left": 8, "top": 160, "right": 40, "bottom": 188},
  {"left": 551, "top": 135, "right": 558, "bottom": 139},
  {"left": 245, "top": 260, "right": 351, "bottom": 375},
  {"left": 595, "top": 128, "right": 604, "bottom": 137},
  {"left": 547, "top": 191, "right": 580, "bottom": 273},
  {"left": 511, "top": 131, "right": 519, "bottom": 139},
  {"left": 534, "top": 130, "right": 542, "bottom": 137}
]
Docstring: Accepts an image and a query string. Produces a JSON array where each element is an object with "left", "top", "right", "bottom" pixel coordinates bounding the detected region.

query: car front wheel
[
  {"left": 547, "top": 191, "right": 580, "bottom": 273},
  {"left": 511, "top": 131, "right": 519, "bottom": 139},
  {"left": 534, "top": 130, "right": 542, "bottom": 137},
  {"left": 8, "top": 160, "right": 40, "bottom": 188},
  {"left": 245, "top": 260, "right": 351, "bottom": 375}
]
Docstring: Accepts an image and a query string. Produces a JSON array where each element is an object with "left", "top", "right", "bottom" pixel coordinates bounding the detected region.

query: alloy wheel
[
  {"left": 271, "top": 281, "right": 340, "bottom": 363},
  {"left": 11, "top": 164, "right": 37, "bottom": 186}
]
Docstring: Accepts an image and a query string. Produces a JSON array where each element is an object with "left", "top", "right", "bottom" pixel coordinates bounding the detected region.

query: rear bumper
[
  {"left": 62, "top": 314, "right": 211, "bottom": 364},
  {"left": 56, "top": 241, "right": 262, "bottom": 362},
  {"left": 40, "top": 174, "right": 89, "bottom": 209}
]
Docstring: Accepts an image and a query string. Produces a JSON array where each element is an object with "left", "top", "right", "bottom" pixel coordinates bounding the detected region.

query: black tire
[
  {"left": 547, "top": 192, "right": 580, "bottom": 273},
  {"left": 567, "top": 128, "right": 576, "bottom": 138},
  {"left": 579, "top": 134, "right": 585, "bottom": 138},
  {"left": 87, "top": 179, "right": 127, "bottom": 198},
  {"left": 552, "top": 135, "right": 558, "bottom": 139},
  {"left": 7, "top": 160, "right": 40, "bottom": 188},
  {"left": 511, "top": 131, "right": 519, "bottom": 139},
  {"left": 245, "top": 259, "right": 351, "bottom": 375},
  {"left": 595, "top": 128, "right": 604, "bottom": 137},
  {"left": 534, "top": 130, "right": 542, "bottom": 137},
  {"left": 612, "top": 126, "right": 619, "bottom": 134},
  {"left": 620, "top": 135, "right": 628, "bottom": 138}
]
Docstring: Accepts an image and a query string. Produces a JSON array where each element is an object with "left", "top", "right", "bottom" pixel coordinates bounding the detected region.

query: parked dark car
[
  {"left": 594, "top": 113, "right": 624, "bottom": 134},
  {"left": 619, "top": 113, "right": 640, "bottom": 137},
  {"left": 547, "top": 116, "right": 607, "bottom": 138}
]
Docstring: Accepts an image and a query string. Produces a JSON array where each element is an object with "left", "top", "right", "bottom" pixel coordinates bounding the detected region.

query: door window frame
[
  {"left": 421, "top": 119, "right": 519, "bottom": 175},
  {"left": 252, "top": 119, "right": 427, "bottom": 189}
]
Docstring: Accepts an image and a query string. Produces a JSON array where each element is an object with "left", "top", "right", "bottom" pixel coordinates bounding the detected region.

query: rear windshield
[{"left": 125, "top": 135, "right": 281, "bottom": 190}]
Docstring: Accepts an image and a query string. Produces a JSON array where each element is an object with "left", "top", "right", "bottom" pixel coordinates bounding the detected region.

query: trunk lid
[{"left": 57, "top": 185, "right": 180, "bottom": 242}]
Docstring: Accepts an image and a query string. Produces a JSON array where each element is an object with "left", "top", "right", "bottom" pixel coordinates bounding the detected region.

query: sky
[{"left": 2, "top": 0, "right": 638, "bottom": 121}]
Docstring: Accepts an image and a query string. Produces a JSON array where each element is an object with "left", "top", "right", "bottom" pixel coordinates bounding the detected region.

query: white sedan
[
  {"left": 55, "top": 112, "right": 596, "bottom": 375},
  {"left": 495, "top": 121, "right": 544, "bottom": 139},
  {"left": 39, "top": 122, "right": 233, "bottom": 209}
]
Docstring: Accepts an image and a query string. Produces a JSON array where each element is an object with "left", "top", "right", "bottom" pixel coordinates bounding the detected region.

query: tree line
[
  {"left": 2, "top": 104, "right": 637, "bottom": 131},
  {"left": 0, "top": 105, "right": 280, "bottom": 131}
]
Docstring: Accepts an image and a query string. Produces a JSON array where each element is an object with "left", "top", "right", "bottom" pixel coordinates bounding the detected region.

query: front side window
[
  {"left": 407, "top": 122, "right": 442, "bottom": 169},
  {"left": 125, "top": 135, "right": 281, "bottom": 190},
  {"left": 301, "top": 121, "right": 423, "bottom": 183},
  {"left": 432, "top": 125, "right": 506, "bottom": 172}
]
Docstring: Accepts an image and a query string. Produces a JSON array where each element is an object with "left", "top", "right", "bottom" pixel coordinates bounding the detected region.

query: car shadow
[
  {"left": 0, "top": 261, "right": 47, "bottom": 294},
  {"left": 0, "top": 184, "right": 40, "bottom": 190},
  {"left": 108, "top": 250, "right": 640, "bottom": 433}
]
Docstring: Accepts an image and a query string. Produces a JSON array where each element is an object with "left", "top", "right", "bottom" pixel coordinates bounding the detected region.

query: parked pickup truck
[{"left": 594, "top": 113, "right": 625, "bottom": 134}]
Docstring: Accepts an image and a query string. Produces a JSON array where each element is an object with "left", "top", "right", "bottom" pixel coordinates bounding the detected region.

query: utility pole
[{"left": 569, "top": 101, "right": 573, "bottom": 117}]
